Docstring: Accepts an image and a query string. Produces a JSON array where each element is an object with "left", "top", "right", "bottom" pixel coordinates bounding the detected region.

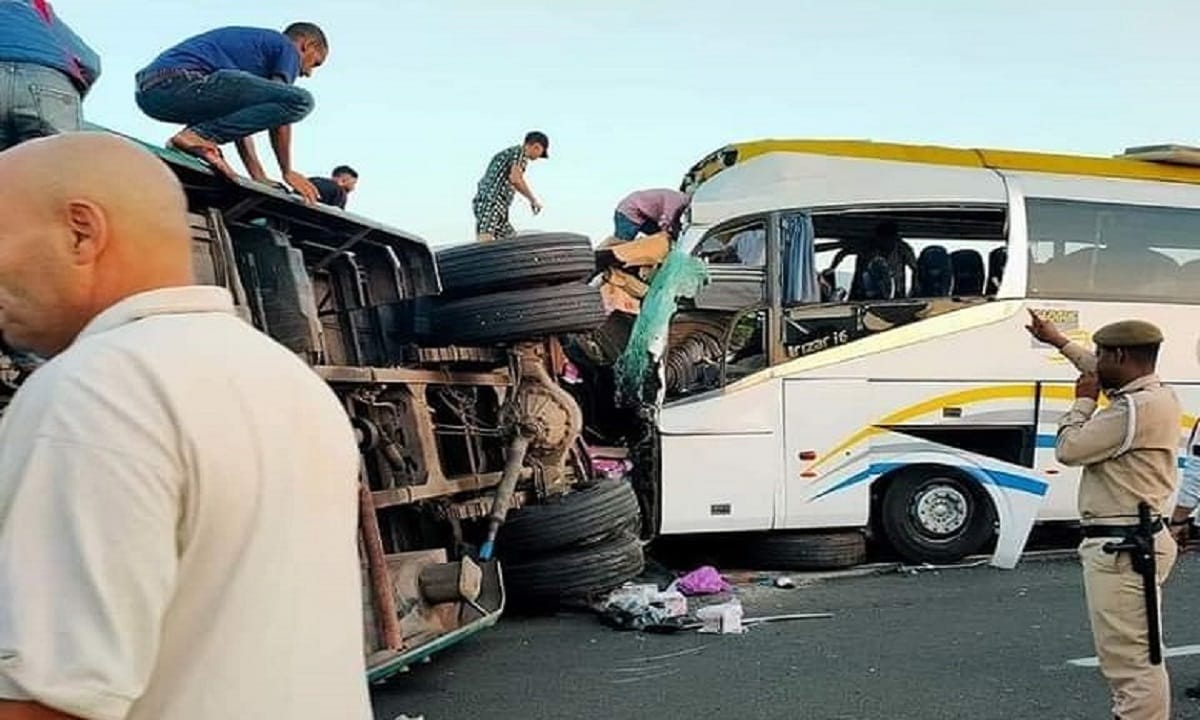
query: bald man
[{"left": 0, "top": 133, "right": 370, "bottom": 719}]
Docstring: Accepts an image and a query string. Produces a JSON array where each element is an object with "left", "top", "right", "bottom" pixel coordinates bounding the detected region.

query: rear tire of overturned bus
[
  {"left": 502, "top": 532, "right": 645, "bottom": 611},
  {"left": 496, "top": 478, "right": 641, "bottom": 556},
  {"left": 877, "top": 466, "right": 997, "bottom": 566}
]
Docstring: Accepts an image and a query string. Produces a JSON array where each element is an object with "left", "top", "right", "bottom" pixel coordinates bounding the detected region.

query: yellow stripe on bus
[{"left": 804, "top": 384, "right": 1197, "bottom": 476}]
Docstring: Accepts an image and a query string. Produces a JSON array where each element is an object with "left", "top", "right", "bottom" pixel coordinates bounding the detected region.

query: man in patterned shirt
[{"left": 471, "top": 130, "right": 548, "bottom": 242}]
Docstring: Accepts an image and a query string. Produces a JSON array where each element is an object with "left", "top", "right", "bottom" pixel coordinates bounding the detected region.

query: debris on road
[
  {"left": 742, "top": 612, "right": 834, "bottom": 627},
  {"left": 696, "top": 598, "right": 746, "bottom": 634},
  {"left": 672, "top": 565, "right": 732, "bottom": 596},
  {"left": 599, "top": 583, "right": 689, "bottom": 631},
  {"left": 899, "top": 559, "right": 989, "bottom": 575}
]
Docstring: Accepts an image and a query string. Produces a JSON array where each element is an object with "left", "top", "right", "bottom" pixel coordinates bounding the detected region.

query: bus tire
[
  {"left": 503, "top": 532, "right": 645, "bottom": 608},
  {"left": 497, "top": 478, "right": 641, "bottom": 557},
  {"left": 744, "top": 531, "right": 867, "bottom": 570},
  {"left": 435, "top": 283, "right": 608, "bottom": 345},
  {"left": 435, "top": 232, "right": 596, "bottom": 297},
  {"left": 879, "top": 467, "right": 997, "bottom": 565}
]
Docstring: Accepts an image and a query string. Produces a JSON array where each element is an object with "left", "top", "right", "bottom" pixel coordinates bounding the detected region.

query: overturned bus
[{"left": 0, "top": 127, "right": 648, "bottom": 684}]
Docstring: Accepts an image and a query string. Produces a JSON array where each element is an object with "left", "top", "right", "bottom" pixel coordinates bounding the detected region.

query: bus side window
[
  {"left": 695, "top": 222, "right": 766, "bottom": 266},
  {"left": 1025, "top": 198, "right": 1200, "bottom": 302}
]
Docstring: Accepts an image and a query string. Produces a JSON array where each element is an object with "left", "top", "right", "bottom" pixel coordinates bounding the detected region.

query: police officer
[{"left": 1026, "top": 311, "right": 1182, "bottom": 720}]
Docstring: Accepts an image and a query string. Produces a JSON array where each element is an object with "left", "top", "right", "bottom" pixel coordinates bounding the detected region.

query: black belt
[{"left": 1080, "top": 518, "right": 1165, "bottom": 538}]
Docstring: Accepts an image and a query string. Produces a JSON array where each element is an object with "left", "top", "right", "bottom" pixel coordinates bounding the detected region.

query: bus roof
[
  {"left": 81, "top": 122, "right": 441, "bottom": 296},
  {"left": 680, "top": 138, "right": 1200, "bottom": 195}
]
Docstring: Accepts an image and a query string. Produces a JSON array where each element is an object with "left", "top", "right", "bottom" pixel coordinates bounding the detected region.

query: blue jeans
[
  {"left": 134, "top": 69, "right": 314, "bottom": 144},
  {"left": 613, "top": 211, "right": 660, "bottom": 241},
  {"left": 0, "top": 61, "right": 81, "bottom": 151}
]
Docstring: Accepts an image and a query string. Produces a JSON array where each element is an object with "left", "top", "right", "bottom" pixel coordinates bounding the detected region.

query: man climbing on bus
[
  {"left": 472, "top": 131, "right": 548, "bottom": 242},
  {"left": 309, "top": 164, "right": 358, "bottom": 210},
  {"left": 612, "top": 188, "right": 690, "bottom": 241},
  {"left": 134, "top": 22, "right": 328, "bottom": 203}
]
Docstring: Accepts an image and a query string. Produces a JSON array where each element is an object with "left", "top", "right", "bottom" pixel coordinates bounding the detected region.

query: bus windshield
[{"left": 1027, "top": 197, "right": 1200, "bottom": 304}]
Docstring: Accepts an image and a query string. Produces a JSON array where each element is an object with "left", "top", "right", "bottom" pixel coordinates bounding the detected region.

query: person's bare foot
[{"left": 168, "top": 130, "right": 237, "bottom": 181}]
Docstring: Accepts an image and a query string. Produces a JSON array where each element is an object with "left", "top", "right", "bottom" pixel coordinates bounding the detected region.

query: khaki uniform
[{"left": 1058, "top": 341, "right": 1181, "bottom": 720}]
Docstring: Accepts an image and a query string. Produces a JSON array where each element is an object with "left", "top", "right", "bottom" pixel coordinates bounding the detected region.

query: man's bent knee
[{"left": 281, "top": 86, "right": 315, "bottom": 124}]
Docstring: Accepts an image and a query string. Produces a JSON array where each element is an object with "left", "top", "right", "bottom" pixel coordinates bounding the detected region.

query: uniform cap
[{"left": 1092, "top": 319, "right": 1164, "bottom": 347}]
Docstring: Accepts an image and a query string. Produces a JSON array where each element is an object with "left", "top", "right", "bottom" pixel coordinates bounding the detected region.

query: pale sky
[{"left": 54, "top": 0, "right": 1200, "bottom": 247}]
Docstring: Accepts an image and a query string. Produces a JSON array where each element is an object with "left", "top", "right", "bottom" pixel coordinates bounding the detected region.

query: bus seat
[
  {"left": 950, "top": 249, "right": 985, "bottom": 296},
  {"left": 912, "top": 245, "right": 952, "bottom": 297},
  {"left": 987, "top": 247, "right": 1007, "bottom": 294},
  {"left": 857, "top": 255, "right": 895, "bottom": 300}
]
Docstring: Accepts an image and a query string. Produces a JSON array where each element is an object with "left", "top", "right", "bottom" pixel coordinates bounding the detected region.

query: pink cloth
[
  {"left": 674, "top": 566, "right": 731, "bottom": 596},
  {"left": 616, "top": 188, "right": 689, "bottom": 230}
]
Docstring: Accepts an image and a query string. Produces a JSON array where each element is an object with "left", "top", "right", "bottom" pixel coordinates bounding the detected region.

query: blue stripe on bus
[{"left": 978, "top": 469, "right": 1048, "bottom": 497}]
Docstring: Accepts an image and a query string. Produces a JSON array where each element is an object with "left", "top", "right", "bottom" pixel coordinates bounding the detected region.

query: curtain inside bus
[{"left": 782, "top": 213, "right": 819, "bottom": 304}]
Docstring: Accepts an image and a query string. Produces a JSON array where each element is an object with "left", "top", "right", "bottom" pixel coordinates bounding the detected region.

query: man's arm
[
  {"left": 268, "top": 124, "right": 318, "bottom": 203},
  {"left": 1171, "top": 420, "right": 1200, "bottom": 545},
  {"left": 508, "top": 161, "right": 540, "bottom": 213},
  {"left": 234, "top": 136, "right": 269, "bottom": 182},
  {"left": 0, "top": 701, "right": 81, "bottom": 719},
  {"left": 1025, "top": 309, "right": 1097, "bottom": 373},
  {"left": 1055, "top": 393, "right": 1131, "bottom": 467},
  {"left": 1058, "top": 341, "right": 1098, "bottom": 375},
  {"left": 1172, "top": 456, "right": 1200, "bottom": 536}
]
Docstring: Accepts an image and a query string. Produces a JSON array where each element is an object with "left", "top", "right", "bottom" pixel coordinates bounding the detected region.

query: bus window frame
[
  {"left": 686, "top": 201, "right": 1012, "bottom": 370},
  {"left": 1024, "top": 195, "right": 1200, "bottom": 305}
]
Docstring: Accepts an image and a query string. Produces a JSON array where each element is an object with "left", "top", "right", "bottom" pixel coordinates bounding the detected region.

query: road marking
[{"left": 1068, "top": 644, "right": 1200, "bottom": 667}]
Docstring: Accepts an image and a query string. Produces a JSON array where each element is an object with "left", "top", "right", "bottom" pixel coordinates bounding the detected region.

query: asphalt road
[{"left": 371, "top": 552, "right": 1200, "bottom": 720}]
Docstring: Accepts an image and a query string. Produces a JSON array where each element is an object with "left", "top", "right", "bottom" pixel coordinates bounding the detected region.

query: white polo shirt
[{"left": 0, "top": 287, "right": 371, "bottom": 720}]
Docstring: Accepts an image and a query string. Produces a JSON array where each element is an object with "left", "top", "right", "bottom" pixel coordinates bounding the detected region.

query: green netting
[{"left": 613, "top": 246, "right": 709, "bottom": 404}]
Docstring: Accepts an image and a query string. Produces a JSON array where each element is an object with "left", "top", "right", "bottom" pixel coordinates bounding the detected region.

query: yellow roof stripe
[{"left": 724, "top": 138, "right": 1200, "bottom": 187}]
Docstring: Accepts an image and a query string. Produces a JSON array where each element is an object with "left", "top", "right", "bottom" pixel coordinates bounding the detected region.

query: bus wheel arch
[{"left": 871, "top": 463, "right": 998, "bottom": 565}]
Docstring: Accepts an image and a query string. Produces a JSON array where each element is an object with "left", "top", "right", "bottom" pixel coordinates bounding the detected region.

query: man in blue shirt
[
  {"left": 135, "top": 23, "right": 328, "bottom": 203},
  {"left": 0, "top": 0, "right": 101, "bottom": 150}
]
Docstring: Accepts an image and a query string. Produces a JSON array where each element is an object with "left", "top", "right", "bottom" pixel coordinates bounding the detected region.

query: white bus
[{"left": 619, "top": 139, "right": 1200, "bottom": 569}]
